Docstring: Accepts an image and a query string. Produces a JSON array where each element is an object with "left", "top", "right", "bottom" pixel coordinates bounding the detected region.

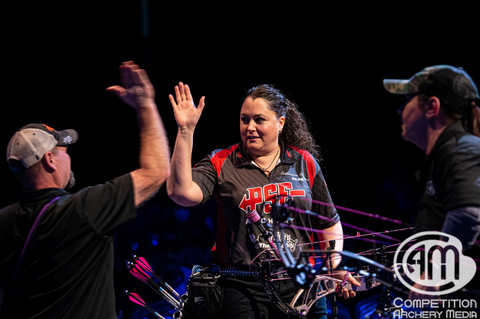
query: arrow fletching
[
  {"left": 124, "top": 290, "right": 166, "bottom": 319},
  {"left": 125, "top": 290, "right": 146, "bottom": 306}
]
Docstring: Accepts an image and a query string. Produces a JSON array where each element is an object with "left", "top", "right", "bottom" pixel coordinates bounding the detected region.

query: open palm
[{"left": 169, "top": 82, "right": 205, "bottom": 130}]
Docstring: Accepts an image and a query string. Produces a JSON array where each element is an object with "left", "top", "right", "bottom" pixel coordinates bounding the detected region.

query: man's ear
[
  {"left": 424, "top": 96, "right": 441, "bottom": 119},
  {"left": 42, "top": 151, "right": 57, "bottom": 173}
]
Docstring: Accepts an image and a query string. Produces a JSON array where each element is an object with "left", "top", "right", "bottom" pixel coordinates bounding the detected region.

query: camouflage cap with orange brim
[{"left": 384, "top": 65, "right": 452, "bottom": 95}]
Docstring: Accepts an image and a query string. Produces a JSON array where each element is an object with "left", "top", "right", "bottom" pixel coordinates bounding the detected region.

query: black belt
[{"left": 217, "top": 266, "right": 289, "bottom": 279}]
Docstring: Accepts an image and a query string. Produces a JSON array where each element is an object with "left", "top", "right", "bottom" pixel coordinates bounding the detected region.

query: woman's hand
[
  {"left": 332, "top": 271, "right": 361, "bottom": 299},
  {"left": 169, "top": 82, "right": 205, "bottom": 131}
]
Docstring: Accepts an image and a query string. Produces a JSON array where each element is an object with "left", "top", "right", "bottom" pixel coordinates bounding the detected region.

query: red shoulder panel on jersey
[
  {"left": 288, "top": 146, "right": 316, "bottom": 189},
  {"left": 210, "top": 144, "right": 240, "bottom": 178}
]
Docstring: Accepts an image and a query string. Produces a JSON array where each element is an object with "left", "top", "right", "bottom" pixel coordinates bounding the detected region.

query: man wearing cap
[
  {"left": 0, "top": 61, "right": 170, "bottom": 319},
  {"left": 384, "top": 65, "right": 480, "bottom": 248},
  {"left": 384, "top": 65, "right": 480, "bottom": 296}
]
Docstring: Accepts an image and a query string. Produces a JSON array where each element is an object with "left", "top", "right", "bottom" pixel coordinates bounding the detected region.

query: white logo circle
[{"left": 393, "top": 231, "right": 476, "bottom": 295}]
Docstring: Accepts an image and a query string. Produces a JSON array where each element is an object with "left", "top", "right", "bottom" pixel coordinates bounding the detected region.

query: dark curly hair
[{"left": 245, "top": 84, "right": 321, "bottom": 161}]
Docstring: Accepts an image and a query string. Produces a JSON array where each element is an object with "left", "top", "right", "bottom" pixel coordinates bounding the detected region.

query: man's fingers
[
  {"left": 131, "top": 69, "right": 144, "bottom": 85},
  {"left": 121, "top": 62, "right": 140, "bottom": 89},
  {"left": 132, "top": 69, "right": 154, "bottom": 96},
  {"left": 121, "top": 65, "right": 133, "bottom": 89},
  {"left": 137, "top": 69, "right": 151, "bottom": 85},
  {"left": 119, "top": 65, "right": 127, "bottom": 88},
  {"left": 106, "top": 86, "right": 126, "bottom": 98}
]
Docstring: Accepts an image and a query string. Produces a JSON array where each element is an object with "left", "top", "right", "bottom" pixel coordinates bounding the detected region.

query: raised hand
[
  {"left": 106, "top": 61, "right": 155, "bottom": 109},
  {"left": 169, "top": 82, "right": 205, "bottom": 130}
]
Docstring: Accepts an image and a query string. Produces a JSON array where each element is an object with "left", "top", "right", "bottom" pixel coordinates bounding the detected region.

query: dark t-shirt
[
  {"left": 0, "top": 174, "right": 135, "bottom": 319},
  {"left": 192, "top": 141, "right": 340, "bottom": 268},
  {"left": 415, "top": 120, "right": 480, "bottom": 234}
]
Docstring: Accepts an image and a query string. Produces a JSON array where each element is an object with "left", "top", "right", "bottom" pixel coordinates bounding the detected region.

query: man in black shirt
[
  {"left": 384, "top": 65, "right": 480, "bottom": 249},
  {"left": 383, "top": 65, "right": 480, "bottom": 298},
  {"left": 0, "top": 61, "right": 170, "bottom": 319}
]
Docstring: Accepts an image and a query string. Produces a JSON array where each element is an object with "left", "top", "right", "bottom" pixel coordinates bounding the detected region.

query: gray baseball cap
[{"left": 7, "top": 123, "right": 78, "bottom": 171}]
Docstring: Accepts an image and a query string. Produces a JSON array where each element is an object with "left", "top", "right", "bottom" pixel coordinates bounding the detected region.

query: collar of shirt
[
  {"left": 18, "top": 188, "right": 69, "bottom": 205},
  {"left": 233, "top": 139, "right": 297, "bottom": 168},
  {"left": 428, "top": 120, "right": 467, "bottom": 157}
]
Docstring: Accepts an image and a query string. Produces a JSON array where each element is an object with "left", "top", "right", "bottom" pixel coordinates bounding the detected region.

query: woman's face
[{"left": 240, "top": 97, "right": 285, "bottom": 156}]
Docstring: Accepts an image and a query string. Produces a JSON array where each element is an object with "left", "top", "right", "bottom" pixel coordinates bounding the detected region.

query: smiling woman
[
  {"left": 240, "top": 96, "right": 284, "bottom": 174},
  {"left": 244, "top": 84, "right": 321, "bottom": 161},
  {"left": 166, "top": 82, "right": 359, "bottom": 319}
]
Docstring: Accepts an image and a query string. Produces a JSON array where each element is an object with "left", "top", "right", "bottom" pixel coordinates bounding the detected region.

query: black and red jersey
[{"left": 192, "top": 140, "right": 340, "bottom": 268}]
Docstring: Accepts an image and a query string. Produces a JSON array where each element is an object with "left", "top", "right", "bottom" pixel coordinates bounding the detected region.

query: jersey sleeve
[
  {"left": 192, "top": 154, "right": 218, "bottom": 205},
  {"left": 310, "top": 161, "right": 340, "bottom": 229},
  {"left": 68, "top": 173, "right": 136, "bottom": 235},
  {"left": 441, "top": 135, "right": 480, "bottom": 211}
]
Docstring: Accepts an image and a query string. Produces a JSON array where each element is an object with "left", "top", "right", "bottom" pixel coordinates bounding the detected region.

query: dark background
[{"left": 2, "top": 2, "right": 479, "bottom": 318}]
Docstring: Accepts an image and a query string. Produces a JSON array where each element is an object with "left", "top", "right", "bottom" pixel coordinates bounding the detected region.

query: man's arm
[
  {"left": 442, "top": 206, "right": 480, "bottom": 251},
  {"left": 107, "top": 61, "right": 170, "bottom": 207}
]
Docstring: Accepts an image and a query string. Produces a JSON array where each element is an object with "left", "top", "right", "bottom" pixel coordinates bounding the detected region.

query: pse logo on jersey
[
  {"left": 393, "top": 231, "right": 476, "bottom": 295},
  {"left": 238, "top": 182, "right": 306, "bottom": 214}
]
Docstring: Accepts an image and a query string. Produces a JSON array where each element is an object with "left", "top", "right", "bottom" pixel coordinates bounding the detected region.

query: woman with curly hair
[{"left": 167, "top": 83, "right": 358, "bottom": 319}]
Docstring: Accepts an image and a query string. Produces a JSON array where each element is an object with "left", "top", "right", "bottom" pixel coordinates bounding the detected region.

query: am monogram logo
[{"left": 238, "top": 182, "right": 306, "bottom": 214}]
